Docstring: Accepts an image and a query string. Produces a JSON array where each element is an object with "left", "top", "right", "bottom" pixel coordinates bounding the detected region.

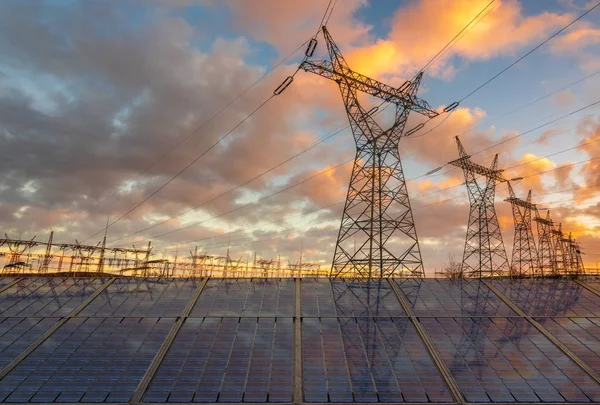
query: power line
[
  {"left": 157, "top": 176, "right": 600, "bottom": 254},
  {"left": 153, "top": 150, "right": 600, "bottom": 254},
  {"left": 81, "top": 1, "right": 341, "bottom": 242},
  {"left": 69, "top": 39, "right": 310, "bottom": 230},
  {"left": 406, "top": 1, "right": 600, "bottom": 139},
  {"left": 459, "top": 1, "right": 600, "bottom": 103},
  {"left": 111, "top": 4, "right": 508, "bottom": 248},
  {"left": 113, "top": 101, "right": 600, "bottom": 249},
  {"left": 107, "top": 124, "right": 349, "bottom": 245},
  {"left": 85, "top": 2, "right": 599, "bottom": 248},
  {"left": 112, "top": 159, "right": 352, "bottom": 245},
  {"left": 82, "top": 95, "right": 276, "bottom": 243},
  {"left": 420, "top": 0, "right": 496, "bottom": 72},
  {"left": 403, "top": 0, "right": 499, "bottom": 134},
  {"left": 420, "top": 97, "right": 600, "bottom": 179},
  {"left": 83, "top": 0, "right": 500, "bottom": 245}
]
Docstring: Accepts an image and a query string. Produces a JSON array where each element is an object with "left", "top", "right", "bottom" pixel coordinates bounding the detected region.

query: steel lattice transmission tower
[
  {"left": 562, "top": 232, "right": 585, "bottom": 275},
  {"left": 300, "top": 27, "right": 439, "bottom": 278},
  {"left": 568, "top": 235, "right": 585, "bottom": 275},
  {"left": 534, "top": 209, "right": 556, "bottom": 276},
  {"left": 551, "top": 223, "right": 568, "bottom": 274},
  {"left": 449, "top": 137, "right": 509, "bottom": 277},
  {"left": 505, "top": 185, "right": 540, "bottom": 277}
]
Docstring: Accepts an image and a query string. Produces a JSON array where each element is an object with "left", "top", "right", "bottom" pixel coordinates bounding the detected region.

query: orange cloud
[
  {"left": 343, "top": 0, "right": 574, "bottom": 80},
  {"left": 550, "top": 26, "right": 600, "bottom": 54},
  {"left": 506, "top": 153, "right": 558, "bottom": 194}
]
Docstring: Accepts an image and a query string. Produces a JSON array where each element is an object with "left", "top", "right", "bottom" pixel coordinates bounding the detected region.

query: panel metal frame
[
  {"left": 482, "top": 279, "right": 600, "bottom": 386},
  {"left": 574, "top": 278, "right": 600, "bottom": 298},
  {"left": 0, "top": 277, "right": 116, "bottom": 380},
  {"left": 388, "top": 280, "right": 466, "bottom": 405},
  {"left": 3, "top": 277, "right": 600, "bottom": 405},
  {"left": 293, "top": 278, "right": 302, "bottom": 404},
  {"left": 131, "top": 278, "right": 209, "bottom": 404},
  {"left": 0, "top": 278, "right": 21, "bottom": 294}
]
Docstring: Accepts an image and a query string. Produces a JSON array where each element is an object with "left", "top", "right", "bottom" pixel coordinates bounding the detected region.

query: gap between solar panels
[
  {"left": 573, "top": 279, "right": 600, "bottom": 299},
  {"left": 0, "top": 277, "right": 116, "bottom": 381},
  {"left": 131, "top": 278, "right": 209, "bottom": 404},
  {"left": 388, "top": 280, "right": 466, "bottom": 405},
  {"left": 482, "top": 280, "right": 600, "bottom": 386}
]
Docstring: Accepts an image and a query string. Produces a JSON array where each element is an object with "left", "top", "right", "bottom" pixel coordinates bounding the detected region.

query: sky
[{"left": 1, "top": 0, "right": 600, "bottom": 275}]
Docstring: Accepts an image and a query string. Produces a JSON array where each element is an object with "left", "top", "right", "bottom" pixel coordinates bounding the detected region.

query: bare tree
[{"left": 435, "top": 255, "right": 464, "bottom": 279}]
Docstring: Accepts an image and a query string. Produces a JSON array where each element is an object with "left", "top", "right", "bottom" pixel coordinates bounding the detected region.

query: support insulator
[
  {"left": 510, "top": 177, "right": 524, "bottom": 181},
  {"left": 305, "top": 38, "right": 318, "bottom": 57},
  {"left": 274, "top": 76, "right": 294, "bottom": 95},
  {"left": 426, "top": 166, "right": 444, "bottom": 176},
  {"left": 444, "top": 101, "right": 459, "bottom": 112},
  {"left": 398, "top": 80, "right": 412, "bottom": 92},
  {"left": 405, "top": 123, "right": 424, "bottom": 136},
  {"left": 367, "top": 106, "right": 379, "bottom": 115}
]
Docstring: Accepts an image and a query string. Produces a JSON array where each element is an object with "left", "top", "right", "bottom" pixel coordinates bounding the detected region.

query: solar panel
[
  {"left": 301, "top": 279, "right": 336, "bottom": 317},
  {"left": 0, "top": 316, "right": 174, "bottom": 403},
  {"left": 0, "top": 276, "right": 599, "bottom": 404},
  {"left": 535, "top": 317, "right": 600, "bottom": 373},
  {"left": 80, "top": 278, "right": 199, "bottom": 317},
  {"left": 0, "top": 279, "right": 15, "bottom": 289},
  {"left": 580, "top": 278, "right": 600, "bottom": 297},
  {"left": 488, "top": 279, "right": 600, "bottom": 317},
  {"left": 190, "top": 279, "right": 294, "bottom": 317},
  {"left": 421, "top": 317, "right": 600, "bottom": 402},
  {"left": 302, "top": 317, "right": 452, "bottom": 403},
  {"left": 393, "top": 279, "right": 516, "bottom": 317},
  {"left": 0, "top": 278, "right": 105, "bottom": 317},
  {"left": 0, "top": 317, "right": 59, "bottom": 369},
  {"left": 330, "top": 279, "right": 406, "bottom": 317},
  {"left": 145, "top": 317, "right": 293, "bottom": 403}
]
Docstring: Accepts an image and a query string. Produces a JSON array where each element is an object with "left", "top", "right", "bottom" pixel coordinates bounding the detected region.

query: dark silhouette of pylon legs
[
  {"left": 334, "top": 130, "right": 423, "bottom": 278},
  {"left": 450, "top": 137, "right": 509, "bottom": 278},
  {"left": 505, "top": 186, "right": 540, "bottom": 277},
  {"left": 300, "top": 27, "right": 438, "bottom": 278},
  {"left": 551, "top": 223, "right": 568, "bottom": 275},
  {"left": 534, "top": 209, "right": 556, "bottom": 276}
]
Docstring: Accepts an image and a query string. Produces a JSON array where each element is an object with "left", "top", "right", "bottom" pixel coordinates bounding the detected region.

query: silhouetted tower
[
  {"left": 563, "top": 232, "right": 584, "bottom": 275},
  {"left": 449, "top": 137, "right": 509, "bottom": 277},
  {"left": 505, "top": 185, "right": 539, "bottom": 277},
  {"left": 534, "top": 209, "right": 555, "bottom": 276},
  {"left": 300, "top": 27, "right": 439, "bottom": 278},
  {"left": 569, "top": 236, "right": 585, "bottom": 275},
  {"left": 551, "top": 223, "right": 567, "bottom": 275}
]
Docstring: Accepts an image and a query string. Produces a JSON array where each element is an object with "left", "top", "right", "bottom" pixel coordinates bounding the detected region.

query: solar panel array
[{"left": 0, "top": 276, "right": 598, "bottom": 404}]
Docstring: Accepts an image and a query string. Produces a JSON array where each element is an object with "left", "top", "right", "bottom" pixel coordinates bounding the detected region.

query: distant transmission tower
[
  {"left": 505, "top": 185, "right": 540, "bottom": 277},
  {"left": 551, "top": 223, "right": 568, "bottom": 275},
  {"left": 300, "top": 27, "right": 439, "bottom": 278},
  {"left": 534, "top": 209, "right": 556, "bottom": 276},
  {"left": 449, "top": 137, "right": 509, "bottom": 277},
  {"left": 566, "top": 234, "right": 585, "bottom": 275},
  {"left": 563, "top": 232, "right": 584, "bottom": 275}
]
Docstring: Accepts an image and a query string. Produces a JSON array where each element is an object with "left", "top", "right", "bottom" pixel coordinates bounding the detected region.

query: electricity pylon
[
  {"left": 449, "top": 137, "right": 509, "bottom": 277},
  {"left": 505, "top": 185, "right": 540, "bottom": 277},
  {"left": 563, "top": 232, "right": 584, "bottom": 275},
  {"left": 568, "top": 236, "right": 585, "bottom": 275},
  {"left": 534, "top": 209, "right": 556, "bottom": 276},
  {"left": 551, "top": 223, "right": 568, "bottom": 275},
  {"left": 300, "top": 27, "right": 439, "bottom": 278}
]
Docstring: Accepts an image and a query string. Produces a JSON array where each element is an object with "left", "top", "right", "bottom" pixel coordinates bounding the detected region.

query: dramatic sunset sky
[{"left": 2, "top": 0, "right": 600, "bottom": 274}]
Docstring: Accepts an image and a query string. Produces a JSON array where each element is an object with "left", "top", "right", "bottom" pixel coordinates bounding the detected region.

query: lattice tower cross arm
[
  {"left": 299, "top": 27, "right": 438, "bottom": 119},
  {"left": 449, "top": 138, "right": 507, "bottom": 183}
]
